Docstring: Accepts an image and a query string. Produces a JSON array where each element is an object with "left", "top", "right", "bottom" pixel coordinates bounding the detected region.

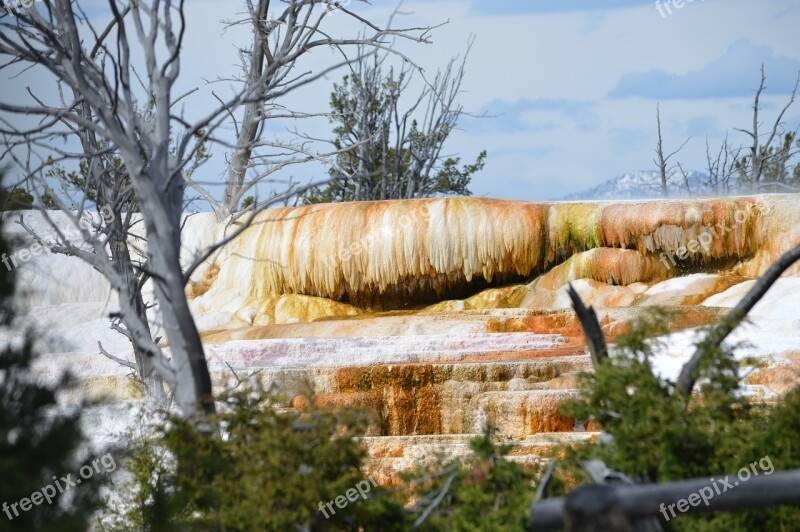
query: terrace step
[{"left": 361, "top": 432, "right": 599, "bottom": 485}]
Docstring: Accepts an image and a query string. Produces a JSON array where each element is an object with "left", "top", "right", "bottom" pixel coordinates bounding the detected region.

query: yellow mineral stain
[{"left": 193, "top": 195, "right": 798, "bottom": 313}]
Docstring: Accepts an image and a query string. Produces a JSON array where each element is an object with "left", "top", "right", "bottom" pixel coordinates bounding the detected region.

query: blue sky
[
  {"left": 411, "top": 0, "right": 800, "bottom": 199},
  {"left": 468, "top": 0, "right": 656, "bottom": 15},
  {"left": 610, "top": 39, "right": 800, "bottom": 99},
  {"left": 2, "top": 0, "right": 799, "bottom": 201}
]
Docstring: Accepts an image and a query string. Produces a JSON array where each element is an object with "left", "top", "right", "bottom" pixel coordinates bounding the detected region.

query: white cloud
[{"left": 1, "top": 0, "right": 798, "bottom": 201}]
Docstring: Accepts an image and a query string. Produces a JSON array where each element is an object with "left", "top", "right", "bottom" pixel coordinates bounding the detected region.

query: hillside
[{"left": 559, "top": 169, "right": 709, "bottom": 200}]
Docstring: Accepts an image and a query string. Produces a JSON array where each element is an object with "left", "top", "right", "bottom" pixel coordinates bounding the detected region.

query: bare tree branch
[
  {"left": 676, "top": 242, "right": 800, "bottom": 396},
  {"left": 531, "top": 468, "right": 800, "bottom": 531},
  {"left": 567, "top": 283, "right": 608, "bottom": 369}
]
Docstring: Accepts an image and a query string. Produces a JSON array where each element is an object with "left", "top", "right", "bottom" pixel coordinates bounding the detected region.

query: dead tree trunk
[
  {"left": 676, "top": 242, "right": 800, "bottom": 396},
  {"left": 222, "top": 0, "right": 271, "bottom": 214},
  {"left": 531, "top": 468, "right": 800, "bottom": 531},
  {"left": 130, "top": 166, "right": 215, "bottom": 415},
  {"left": 74, "top": 94, "right": 166, "bottom": 403},
  {"left": 566, "top": 283, "right": 608, "bottom": 369}
]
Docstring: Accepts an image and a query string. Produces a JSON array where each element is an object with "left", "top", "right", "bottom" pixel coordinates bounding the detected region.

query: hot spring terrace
[{"left": 9, "top": 194, "right": 800, "bottom": 480}]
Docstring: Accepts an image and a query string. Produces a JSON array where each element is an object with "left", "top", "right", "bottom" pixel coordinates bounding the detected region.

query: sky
[
  {"left": 400, "top": 0, "right": 800, "bottom": 199},
  {"left": 2, "top": 0, "right": 800, "bottom": 201}
]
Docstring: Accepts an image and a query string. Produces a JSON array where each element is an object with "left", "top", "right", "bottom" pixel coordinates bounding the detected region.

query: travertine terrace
[{"left": 13, "top": 194, "right": 800, "bottom": 481}]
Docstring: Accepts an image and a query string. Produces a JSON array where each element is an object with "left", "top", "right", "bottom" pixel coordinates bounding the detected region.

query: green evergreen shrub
[
  {"left": 552, "top": 308, "right": 800, "bottom": 530},
  {"left": 0, "top": 174, "right": 103, "bottom": 531}
]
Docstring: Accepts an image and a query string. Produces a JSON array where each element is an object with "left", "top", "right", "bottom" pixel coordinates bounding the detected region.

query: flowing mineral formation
[
  {"left": 9, "top": 193, "right": 800, "bottom": 482},
  {"left": 194, "top": 194, "right": 799, "bottom": 314}
]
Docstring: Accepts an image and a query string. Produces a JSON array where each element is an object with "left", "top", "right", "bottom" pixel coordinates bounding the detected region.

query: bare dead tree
[
  {"left": 0, "top": 1, "right": 438, "bottom": 416},
  {"left": 0, "top": 1, "right": 218, "bottom": 415},
  {"left": 29, "top": 147, "right": 171, "bottom": 403},
  {"left": 703, "top": 136, "right": 740, "bottom": 195},
  {"left": 37, "top": 28, "right": 179, "bottom": 402},
  {"left": 655, "top": 67, "right": 799, "bottom": 198},
  {"left": 733, "top": 66, "right": 800, "bottom": 192},
  {"left": 653, "top": 104, "right": 690, "bottom": 198},
  {"left": 675, "top": 162, "right": 695, "bottom": 196},
  {"left": 212, "top": 0, "right": 437, "bottom": 216}
]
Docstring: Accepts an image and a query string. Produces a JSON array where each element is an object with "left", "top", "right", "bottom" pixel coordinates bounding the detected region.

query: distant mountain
[{"left": 558, "top": 170, "right": 709, "bottom": 201}]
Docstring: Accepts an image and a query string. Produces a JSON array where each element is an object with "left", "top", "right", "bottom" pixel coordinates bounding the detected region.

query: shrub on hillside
[
  {"left": 554, "top": 308, "right": 800, "bottom": 530},
  {"left": 100, "top": 383, "right": 407, "bottom": 531},
  {"left": 0, "top": 174, "right": 103, "bottom": 531},
  {"left": 100, "top": 381, "right": 538, "bottom": 531}
]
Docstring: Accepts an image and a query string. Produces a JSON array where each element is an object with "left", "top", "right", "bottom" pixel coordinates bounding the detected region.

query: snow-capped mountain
[{"left": 559, "top": 170, "right": 709, "bottom": 201}]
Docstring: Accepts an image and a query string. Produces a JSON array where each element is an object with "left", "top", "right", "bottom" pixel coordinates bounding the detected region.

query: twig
[
  {"left": 676, "top": 242, "right": 800, "bottom": 395},
  {"left": 567, "top": 283, "right": 608, "bottom": 369},
  {"left": 535, "top": 460, "right": 557, "bottom": 502},
  {"left": 412, "top": 471, "right": 457, "bottom": 528},
  {"left": 98, "top": 341, "right": 135, "bottom": 370}
]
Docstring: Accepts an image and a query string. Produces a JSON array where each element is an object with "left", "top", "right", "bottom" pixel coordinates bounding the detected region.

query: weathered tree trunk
[
  {"left": 655, "top": 105, "right": 669, "bottom": 198},
  {"left": 222, "top": 0, "right": 270, "bottom": 215},
  {"left": 563, "top": 484, "right": 632, "bottom": 532},
  {"left": 566, "top": 283, "right": 608, "bottom": 369},
  {"left": 531, "top": 468, "right": 800, "bottom": 530},
  {"left": 107, "top": 215, "right": 167, "bottom": 403},
  {"left": 133, "top": 173, "right": 214, "bottom": 416},
  {"left": 74, "top": 95, "right": 166, "bottom": 403}
]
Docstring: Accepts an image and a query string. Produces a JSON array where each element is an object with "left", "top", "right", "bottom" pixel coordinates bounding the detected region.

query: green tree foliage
[
  {"left": 102, "top": 381, "right": 536, "bottom": 531},
  {"left": 736, "top": 131, "right": 800, "bottom": 192},
  {"left": 302, "top": 52, "right": 486, "bottom": 204},
  {"left": 0, "top": 186, "right": 34, "bottom": 211},
  {"left": 101, "top": 383, "right": 407, "bottom": 531},
  {"left": 553, "top": 308, "right": 800, "bottom": 530},
  {"left": 0, "top": 175, "right": 102, "bottom": 531},
  {"left": 403, "top": 426, "right": 535, "bottom": 531},
  {"left": 240, "top": 195, "right": 255, "bottom": 210}
]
